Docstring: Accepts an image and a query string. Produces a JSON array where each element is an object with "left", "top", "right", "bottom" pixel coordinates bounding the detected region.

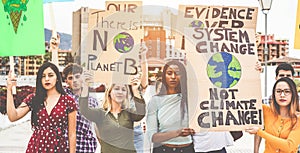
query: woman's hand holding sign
[{"left": 177, "top": 128, "right": 195, "bottom": 137}]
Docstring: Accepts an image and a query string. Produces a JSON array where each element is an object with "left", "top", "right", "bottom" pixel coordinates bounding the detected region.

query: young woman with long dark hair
[
  {"left": 146, "top": 60, "right": 195, "bottom": 153},
  {"left": 6, "top": 62, "right": 77, "bottom": 153}
]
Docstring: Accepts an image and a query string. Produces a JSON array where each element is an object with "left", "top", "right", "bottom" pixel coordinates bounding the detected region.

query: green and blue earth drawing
[
  {"left": 207, "top": 52, "right": 242, "bottom": 88},
  {"left": 113, "top": 32, "right": 134, "bottom": 53}
]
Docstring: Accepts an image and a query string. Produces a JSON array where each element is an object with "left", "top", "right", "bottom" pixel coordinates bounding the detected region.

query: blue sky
[{"left": 43, "top": 0, "right": 300, "bottom": 56}]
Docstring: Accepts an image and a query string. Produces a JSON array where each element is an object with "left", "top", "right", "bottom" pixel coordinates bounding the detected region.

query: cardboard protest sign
[
  {"left": 82, "top": 1, "right": 143, "bottom": 84},
  {"left": 177, "top": 5, "right": 263, "bottom": 132},
  {"left": 0, "top": 0, "right": 44, "bottom": 56}
]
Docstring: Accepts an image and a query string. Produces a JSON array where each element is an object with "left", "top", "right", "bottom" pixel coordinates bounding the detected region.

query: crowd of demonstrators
[
  {"left": 5, "top": 30, "right": 300, "bottom": 153},
  {"left": 6, "top": 62, "right": 77, "bottom": 153},
  {"left": 246, "top": 77, "right": 300, "bottom": 152},
  {"left": 62, "top": 63, "right": 100, "bottom": 153}
]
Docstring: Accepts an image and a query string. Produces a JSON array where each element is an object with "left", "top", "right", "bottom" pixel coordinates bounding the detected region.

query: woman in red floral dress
[{"left": 6, "top": 62, "right": 77, "bottom": 153}]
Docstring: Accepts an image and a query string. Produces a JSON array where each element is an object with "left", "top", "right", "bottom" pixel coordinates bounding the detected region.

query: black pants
[
  {"left": 195, "top": 147, "right": 227, "bottom": 153},
  {"left": 153, "top": 144, "right": 195, "bottom": 153}
]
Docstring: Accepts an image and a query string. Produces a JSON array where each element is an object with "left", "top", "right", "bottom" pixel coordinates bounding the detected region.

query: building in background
[
  {"left": 0, "top": 48, "right": 72, "bottom": 75},
  {"left": 256, "top": 33, "right": 289, "bottom": 62},
  {"left": 0, "top": 7, "right": 297, "bottom": 78}
]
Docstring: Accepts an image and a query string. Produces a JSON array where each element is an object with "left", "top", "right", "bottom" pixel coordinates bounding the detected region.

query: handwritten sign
[
  {"left": 177, "top": 5, "right": 263, "bottom": 132},
  {"left": 82, "top": 1, "right": 143, "bottom": 84}
]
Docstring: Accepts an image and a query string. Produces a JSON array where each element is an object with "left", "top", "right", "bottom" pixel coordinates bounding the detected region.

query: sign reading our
[
  {"left": 178, "top": 5, "right": 263, "bottom": 132},
  {"left": 106, "top": 2, "right": 139, "bottom": 13},
  {"left": 82, "top": 1, "right": 143, "bottom": 84}
]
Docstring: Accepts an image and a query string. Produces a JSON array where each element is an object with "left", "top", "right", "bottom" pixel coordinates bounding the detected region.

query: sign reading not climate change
[{"left": 178, "top": 5, "right": 263, "bottom": 132}]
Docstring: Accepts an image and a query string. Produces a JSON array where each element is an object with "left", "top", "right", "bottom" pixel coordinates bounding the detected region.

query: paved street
[
  {"left": 0, "top": 120, "right": 31, "bottom": 153},
  {"left": 0, "top": 119, "right": 264, "bottom": 153}
]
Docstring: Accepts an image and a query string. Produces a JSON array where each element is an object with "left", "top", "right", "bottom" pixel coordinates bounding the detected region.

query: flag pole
[
  {"left": 49, "top": 2, "right": 59, "bottom": 67},
  {"left": 9, "top": 56, "right": 16, "bottom": 95}
]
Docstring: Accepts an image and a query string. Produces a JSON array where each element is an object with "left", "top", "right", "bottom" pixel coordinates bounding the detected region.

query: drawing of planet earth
[
  {"left": 207, "top": 52, "right": 241, "bottom": 88},
  {"left": 113, "top": 32, "right": 134, "bottom": 53}
]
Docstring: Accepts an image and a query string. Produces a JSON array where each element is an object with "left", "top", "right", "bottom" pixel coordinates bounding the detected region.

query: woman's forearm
[
  {"left": 68, "top": 111, "right": 77, "bottom": 153},
  {"left": 254, "top": 135, "right": 262, "bottom": 153},
  {"left": 152, "top": 130, "right": 180, "bottom": 143},
  {"left": 6, "top": 90, "right": 29, "bottom": 121},
  {"left": 257, "top": 128, "right": 300, "bottom": 152},
  {"left": 6, "top": 89, "right": 17, "bottom": 121},
  {"left": 130, "top": 97, "right": 146, "bottom": 121},
  {"left": 79, "top": 96, "right": 103, "bottom": 123}
]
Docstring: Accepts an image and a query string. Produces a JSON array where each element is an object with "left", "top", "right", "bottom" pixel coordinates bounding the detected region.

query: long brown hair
[
  {"left": 271, "top": 77, "right": 299, "bottom": 129},
  {"left": 157, "top": 60, "right": 188, "bottom": 121}
]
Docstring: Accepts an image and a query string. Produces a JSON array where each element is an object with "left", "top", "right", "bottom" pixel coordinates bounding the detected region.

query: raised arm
[
  {"left": 130, "top": 97, "right": 146, "bottom": 121},
  {"left": 6, "top": 70, "right": 30, "bottom": 121},
  {"left": 79, "top": 72, "right": 102, "bottom": 123},
  {"left": 49, "top": 33, "right": 60, "bottom": 67},
  {"left": 129, "top": 76, "right": 146, "bottom": 121},
  {"left": 140, "top": 40, "right": 148, "bottom": 92}
]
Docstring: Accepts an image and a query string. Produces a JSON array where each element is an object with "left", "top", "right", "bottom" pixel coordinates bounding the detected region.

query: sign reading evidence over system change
[{"left": 177, "top": 5, "right": 263, "bottom": 132}]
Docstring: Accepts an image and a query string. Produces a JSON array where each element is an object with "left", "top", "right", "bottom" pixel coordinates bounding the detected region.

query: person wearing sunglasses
[{"left": 246, "top": 77, "right": 300, "bottom": 153}]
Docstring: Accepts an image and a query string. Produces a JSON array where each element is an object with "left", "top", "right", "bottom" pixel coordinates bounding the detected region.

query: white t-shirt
[{"left": 193, "top": 131, "right": 234, "bottom": 152}]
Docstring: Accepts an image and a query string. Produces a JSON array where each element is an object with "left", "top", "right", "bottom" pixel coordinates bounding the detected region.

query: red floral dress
[{"left": 23, "top": 94, "right": 77, "bottom": 153}]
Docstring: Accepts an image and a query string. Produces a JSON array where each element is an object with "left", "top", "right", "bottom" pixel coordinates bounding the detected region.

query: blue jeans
[{"left": 134, "top": 125, "right": 144, "bottom": 153}]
